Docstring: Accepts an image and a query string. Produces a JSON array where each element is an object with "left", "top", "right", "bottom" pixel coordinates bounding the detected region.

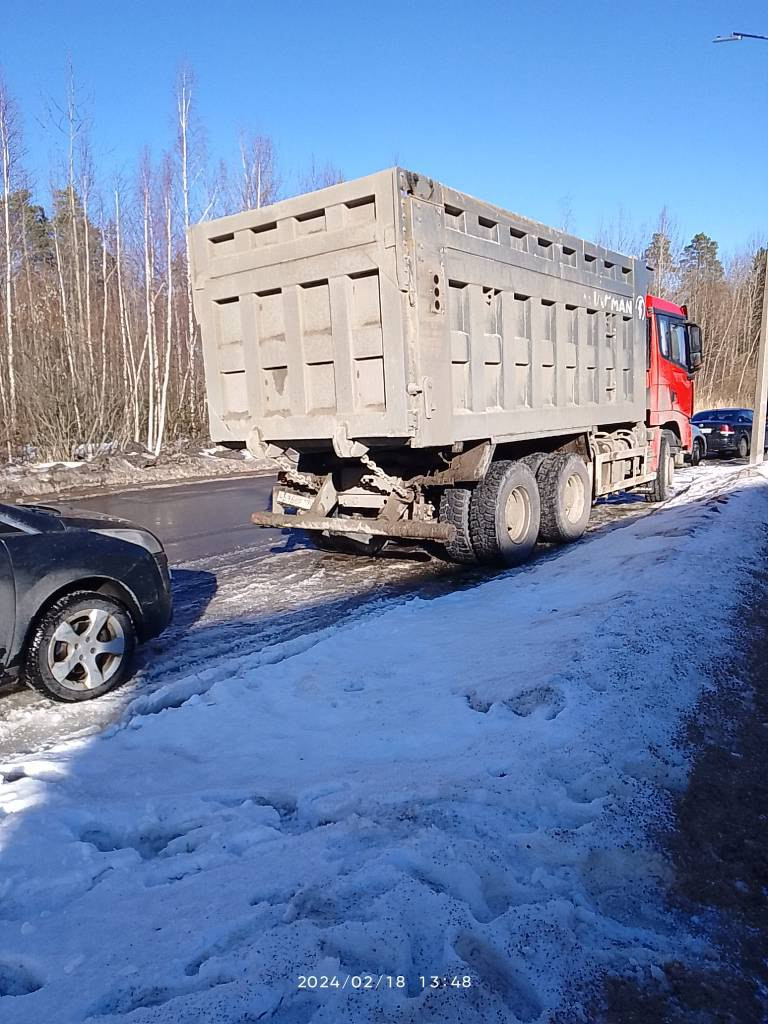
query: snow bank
[
  {"left": 0, "top": 445, "right": 274, "bottom": 501},
  {"left": 1, "top": 466, "right": 766, "bottom": 1023}
]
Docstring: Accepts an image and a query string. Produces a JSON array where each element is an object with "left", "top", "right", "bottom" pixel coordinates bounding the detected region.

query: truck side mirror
[{"left": 688, "top": 323, "right": 703, "bottom": 372}]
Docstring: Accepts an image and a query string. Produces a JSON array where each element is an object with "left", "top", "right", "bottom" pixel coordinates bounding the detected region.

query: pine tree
[
  {"left": 7, "top": 189, "right": 53, "bottom": 268},
  {"left": 749, "top": 247, "right": 767, "bottom": 339},
  {"left": 679, "top": 233, "right": 723, "bottom": 282}
]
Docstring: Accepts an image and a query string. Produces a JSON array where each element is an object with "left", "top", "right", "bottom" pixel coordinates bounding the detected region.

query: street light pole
[
  {"left": 713, "top": 29, "right": 768, "bottom": 466},
  {"left": 752, "top": 254, "right": 768, "bottom": 467}
]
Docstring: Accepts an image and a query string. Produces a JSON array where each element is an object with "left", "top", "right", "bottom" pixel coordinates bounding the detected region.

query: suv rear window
[{"left": 693, "top": 410, "right": 749, "bottom": 423}]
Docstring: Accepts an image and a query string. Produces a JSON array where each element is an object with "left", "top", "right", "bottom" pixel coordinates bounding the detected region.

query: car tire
[
  {"left": 23, "top": 591, "right": 137, "bottom": 702},
  {"left": 738, "top": 435, "right": 749, "bottom": 460},
  {"left": 537, "top": 453, "right": 591, "bottom": 543},
  {"left": 690, "top": 439, "right": 703, "bottom": 467},
  {"left": 469, "top": 460, "right": 540, "bottom": 566},
  {"left": 439, "top": 486, "right": 478, "bottom": 564},
  {"left": 645, "top": 432, "right": 674, "bottom": 503}
]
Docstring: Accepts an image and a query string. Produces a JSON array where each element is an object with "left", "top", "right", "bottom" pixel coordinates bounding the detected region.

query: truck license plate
[{"left": 276, "top": 490, "right": 313, "bottom": 510}]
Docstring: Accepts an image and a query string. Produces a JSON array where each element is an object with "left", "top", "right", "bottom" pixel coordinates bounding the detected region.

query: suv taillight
[{"left": 719, "top": 424, "right": 733, "bottom": 434}]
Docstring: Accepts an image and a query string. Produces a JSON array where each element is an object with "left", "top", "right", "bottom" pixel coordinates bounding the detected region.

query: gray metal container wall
[{"left": 189, "top": 168, "right": 650, "bottom": 450}]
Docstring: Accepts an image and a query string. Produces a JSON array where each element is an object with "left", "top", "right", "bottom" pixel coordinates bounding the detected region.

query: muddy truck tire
[
  {"left": 519, "top": 452, "right": 548, "bottom": 478},
  {"left": 469, "top": 460, "right": 540, "bottom": 566},
  {"left": 439, "top": 486, "right": 477, "bottom": 564},
  {"left": 645, "top": 432, "right": 674, "bottom": 503},
  {"left": 538, "top": 453, "right": 591, "bottom": 544}
]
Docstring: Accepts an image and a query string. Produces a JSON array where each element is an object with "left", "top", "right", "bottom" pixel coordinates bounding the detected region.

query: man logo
[{"left": 635, "top": 295, "right": 646, "bottom": 320}]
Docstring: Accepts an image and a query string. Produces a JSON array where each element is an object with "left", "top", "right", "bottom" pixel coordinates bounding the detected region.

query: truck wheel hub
[
  {"left": 504, "top": 488, "right": 532, "bottom": 543},
  {"left": 564, "top": 473, "right": 586, "bottom": 524}
]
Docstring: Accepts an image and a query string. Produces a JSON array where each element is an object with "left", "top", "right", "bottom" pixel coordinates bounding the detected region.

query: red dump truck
[{"left": 189, "top": 168, "right": 702, "bottom": 566}]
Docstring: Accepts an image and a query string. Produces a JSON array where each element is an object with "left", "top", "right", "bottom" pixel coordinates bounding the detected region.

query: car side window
[{"left": 0, "top": 521, "right": 23, "bottom": 535}]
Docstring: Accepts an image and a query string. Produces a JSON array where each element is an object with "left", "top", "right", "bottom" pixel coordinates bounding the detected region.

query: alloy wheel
[{"left": 47, "top": 608, "right": 126, "bottom": 692}]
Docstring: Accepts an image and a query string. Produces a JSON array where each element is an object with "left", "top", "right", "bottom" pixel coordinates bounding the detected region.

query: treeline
[
  {"left": 643, "top": 218, "right": 765, "bottom": 408},
  {"left": 0, "top": 67, "right": 764, "bottom": 463},
  {"left": 0, "top": 66, "right": 342, "bottom": 462}
]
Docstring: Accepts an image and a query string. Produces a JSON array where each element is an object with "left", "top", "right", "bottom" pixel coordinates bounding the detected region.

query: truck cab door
[
  {"left": 654, "top": 314, "right": 696, "bottom": 445},
  {"left": 0, "top": 540, "right": 15, "bottom": 669}
]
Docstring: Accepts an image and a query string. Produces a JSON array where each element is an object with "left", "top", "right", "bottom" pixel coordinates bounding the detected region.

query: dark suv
[
  {"left": 691, "top": 409, "right": 767, "bottom": 459},
  {"left": 0, "top": 503, "right": 172, "bottom": 701}
]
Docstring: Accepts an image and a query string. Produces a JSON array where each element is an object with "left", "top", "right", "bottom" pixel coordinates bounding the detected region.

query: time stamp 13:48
[{"left": 297, "top": 975, "right": 473, "bottom": 991}]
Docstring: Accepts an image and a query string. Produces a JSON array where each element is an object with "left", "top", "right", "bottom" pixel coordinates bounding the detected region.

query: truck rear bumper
[{"left": 251, "top": 511, "right": 456, "bottom": 543}]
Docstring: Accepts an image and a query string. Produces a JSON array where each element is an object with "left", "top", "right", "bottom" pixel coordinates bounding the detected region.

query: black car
[
  {"left": 0, "top": 503, "right": 172, "bottom": 702},
  {"left": 691, "top": 408, "right": 768, "bottom": 459}
]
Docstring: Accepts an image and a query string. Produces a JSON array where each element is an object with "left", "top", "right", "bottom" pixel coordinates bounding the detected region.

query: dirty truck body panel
[
  {"left": 189, "top": 169, "right": 683, "bottom": 566},
  {"left": 190, "top": 168, "right": 649, "bottom": 453}
]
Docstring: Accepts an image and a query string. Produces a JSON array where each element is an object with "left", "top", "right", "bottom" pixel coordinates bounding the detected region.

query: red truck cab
[{"left": 645, "top": 295, "right": 703, "bottom": 454}]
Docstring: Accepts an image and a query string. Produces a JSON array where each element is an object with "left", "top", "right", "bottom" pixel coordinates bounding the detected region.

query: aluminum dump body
[{"left": 189, "top": 168, "right": 650, "bottom": 451}]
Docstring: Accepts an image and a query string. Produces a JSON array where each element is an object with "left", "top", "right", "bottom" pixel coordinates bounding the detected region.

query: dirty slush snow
[{"left": 0, "top": 465, "right": 766, "bottom": 1023}]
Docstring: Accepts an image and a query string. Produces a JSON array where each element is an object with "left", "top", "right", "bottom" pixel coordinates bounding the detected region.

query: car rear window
[{"left": 692, "top": 410, "right": 748, "bottom": 423}]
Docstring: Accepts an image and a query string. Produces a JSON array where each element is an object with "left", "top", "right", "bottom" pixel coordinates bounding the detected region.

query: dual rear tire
[
  {"left": 470, "top": 461, "right": 541, "bottom": 565},
  {"left": 440, "top": 453, "right": 591, "bottom": 567}
]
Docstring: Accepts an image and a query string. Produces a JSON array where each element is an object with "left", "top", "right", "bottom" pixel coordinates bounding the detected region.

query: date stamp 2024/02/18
[{"left": 297, "top": 975, "right": 473, "bottom": 991}]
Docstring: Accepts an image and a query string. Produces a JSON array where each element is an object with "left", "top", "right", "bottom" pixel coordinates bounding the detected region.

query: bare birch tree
[
  {"left": 0, "top": 72, "right": 19, "bottom": 443},
  {"left": 238, "top": 131, "right": 279, "bottom": 210},
  {"left": 155, "top": 155, "right": 174, "bottom": 455}
]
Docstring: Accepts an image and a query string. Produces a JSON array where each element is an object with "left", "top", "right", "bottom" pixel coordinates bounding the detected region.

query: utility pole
[
  {"left": 751, "top": 253, "right": 768, "bottom": 466},
  {"left": 713, "top": 30, "right": 768, "bottom": 466}
]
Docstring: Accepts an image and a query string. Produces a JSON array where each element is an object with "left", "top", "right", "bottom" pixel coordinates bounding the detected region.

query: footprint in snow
[
  {"left": 453, "top": 931, "right": 542, "bottom": 1021},
  {"left": 0, "top": 960, "right": 43, "bottom": 997},
  {"left": 80, "top": 823, "right": 189, "bottom": 860},
  {"left": 503, "top": 686, "right": 565, "bottom": 720},
  {"left": 465, "top": 692, "right": 493, "bottom": 714}
]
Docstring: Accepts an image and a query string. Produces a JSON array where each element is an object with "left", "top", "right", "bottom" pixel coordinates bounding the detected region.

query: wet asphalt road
[
  {"left": 55, "top": 472, "right": 281, "bottom": 562},
  {"left": 0, "top": 469, "right": 666, "bottom": 757}
]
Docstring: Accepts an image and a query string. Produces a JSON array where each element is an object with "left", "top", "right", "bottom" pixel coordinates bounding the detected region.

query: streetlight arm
[{"left": 713, "top": 31, "right": 768, "bottom": 42}]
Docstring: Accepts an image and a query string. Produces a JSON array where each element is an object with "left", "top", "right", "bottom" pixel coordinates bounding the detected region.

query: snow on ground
[{"left": 0, "top": 464, "right": 767, "bottom": 1023}]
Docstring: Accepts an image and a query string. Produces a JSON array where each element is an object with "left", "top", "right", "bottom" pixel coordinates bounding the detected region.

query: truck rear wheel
[
  {"left": 537, "top": 453, "right": 591, "bottom": 543},
  {"left": 439, "top": 487, "right": 478, "bottom": 564},
  {"left": 645, "top": 432, "right": 674, "bottom": 503},
  {"left": 519, "top": 452, "right": 547, "bottom": 477},
  {"left": 469, "top": 461, "right": 540, "bottom": 566}
]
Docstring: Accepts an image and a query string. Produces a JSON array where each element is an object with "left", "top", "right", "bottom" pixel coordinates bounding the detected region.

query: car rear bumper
[{"left": 699, "top": 434, "right": 738, "bottom": 454}]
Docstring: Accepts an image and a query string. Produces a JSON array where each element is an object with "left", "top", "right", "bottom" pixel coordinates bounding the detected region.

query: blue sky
[{"left": 1, "top": 0, "right": 766, "bottom": 254}]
